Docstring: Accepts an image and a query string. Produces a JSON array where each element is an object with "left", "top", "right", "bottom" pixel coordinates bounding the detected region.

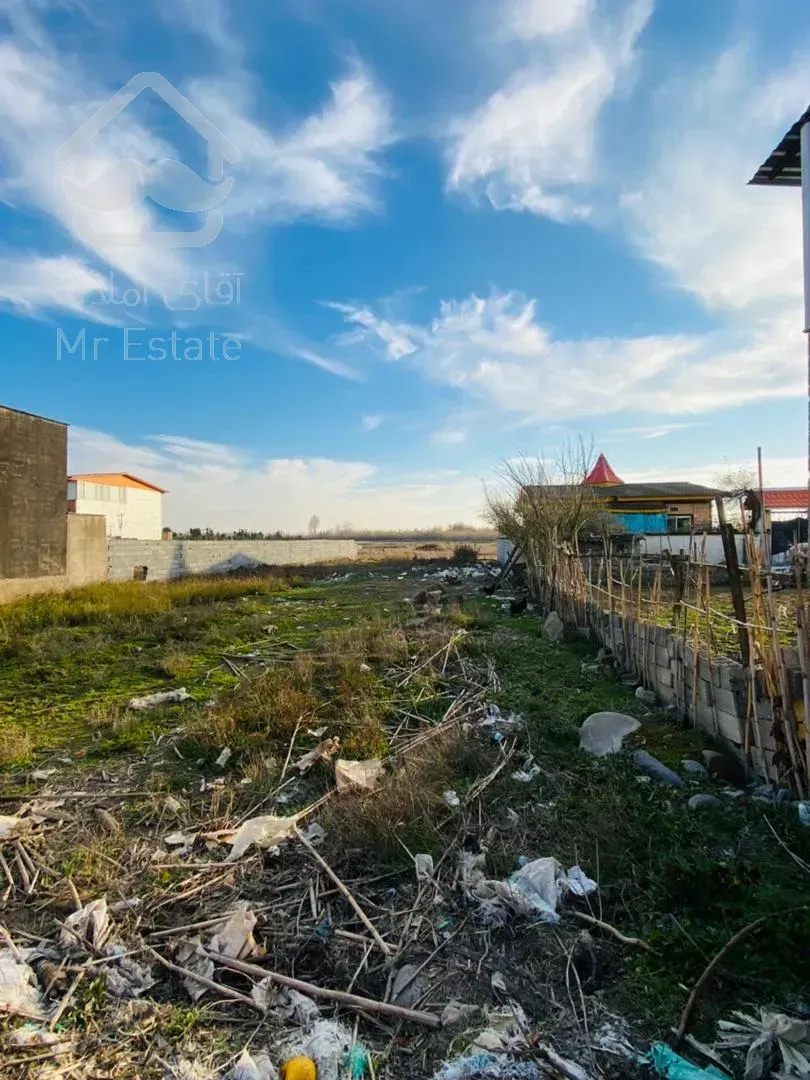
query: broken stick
[
  {"left": 567, "top": 910, "right": 652, "bottom": 951},
  {"left": 143, "top": 944, "right": 262, "bottom": 1013},
  {"left": 205, "top": 950, "right": 441, "bottom": 1028},
  {"left": 295, "top": 827, "right": 393, "bottom": 957}
]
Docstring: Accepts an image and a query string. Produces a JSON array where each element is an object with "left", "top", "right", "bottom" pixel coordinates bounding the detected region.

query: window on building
[{"left": 667, "top": 515, "right": 692, "bottom": 534}]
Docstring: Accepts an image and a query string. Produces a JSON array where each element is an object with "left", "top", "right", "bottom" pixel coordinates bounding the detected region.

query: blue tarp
[{"left": 614, "top": 512, "right": 668, "bottom": 533}]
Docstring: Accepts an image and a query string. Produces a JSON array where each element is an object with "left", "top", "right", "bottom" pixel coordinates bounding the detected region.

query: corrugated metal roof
[{"left": 749, "top": 105, "right": 810, "bottom": 186}]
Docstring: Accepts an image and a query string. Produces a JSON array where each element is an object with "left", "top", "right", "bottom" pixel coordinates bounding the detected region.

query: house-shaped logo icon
[{"left": 56, "top": 72, "right": 240, "bottom": 249}]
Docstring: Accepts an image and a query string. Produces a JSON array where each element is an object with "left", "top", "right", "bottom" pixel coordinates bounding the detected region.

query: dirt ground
[{"left": 0, "top": 562, "right": 808, "bottom": 1079}]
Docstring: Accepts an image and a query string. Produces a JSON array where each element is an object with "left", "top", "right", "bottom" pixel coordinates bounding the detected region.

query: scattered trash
[
  {"left": 442, "top": 1001, "right": 481, "bottom": 1027},
  {"left": 414, "top": 853, "right": 434, "bottom": 880},
  {"left": 280, "top": 1058, "right": 316, "bottom": 1080},
  {"left": 209, "top": 903, "right": 263, "bottom": 960},
  {"left": 215, "top": 747, "right": 232, "bottom": 768},
  {"left": 648, "top": 1043, "right": 728, "bottom": 1080},
  {"left": 0, "top": 814, "right": 30, "bottom": 841},
  {"left": 359, "top": 662, "right": 371, "bottom": 673},
  {"left": 177, "top": 939, "right": 216, "bottom": 1002},
  {"left": 30, "top": 768, "right": 57, "bottom": 781},
  {"left": 391, "top": 963, "right": 427, "bottom": 1007},
  {"left": 345, "top": 1044, "right": 371, "bottom": 1079},
  {"left": 61, "top": 897, "right": 112, "bottom": 952},
  {"left": 301, "top": 821, "right": 326, "bottom": 846},
  {"left": 335, "top": 759, "right": 385, "bottom": 795},
  {"left": 128, "top": 687, "right": 192, "bottom": 710},
  {"left": 461, "top": 852, "right": 573, "bottom": 925},
  {"left": 227, "top": 1049, "right": 279, "bottom": 1080},
  {"left": 566, "top": 865, "right": 598, "bottom": 897},
  {"left": 433, "top": 1055, "right": 545, "bottom": 1079},
  {"left": 716, "top": 1008, "right": 810, "bottom": 1080},
  {"left": 0, "top": 949, "right": 46, "bottom": 1019},
  {"left": 226, "top": 813, "right": 300, "bottom": 860},
  {"left": 798, "top": 802, "right": 810, "bottom": 827},
  {"left": 164, "top": 829, "right": 198, "bottom": 850},
  {"left": 579, "top": 712, "right": 641, "bottom": 756},
  {"left": 511, "top": 756, "right": 541, "bottom": 783},
  {"left": 490, "top": 970, "right": 508, "bottom": 994},
  {"left": 295, "top": 738, "right": 340, "bottom": 774},
  {"left": 443, "top": 789, "right": 461, "bottom": 807},
  {"left": 635, "top": 686, "right": 657, "bottom": 706},
  {"left": 634, "top": 750, "right": 684, "bottom": 787}
]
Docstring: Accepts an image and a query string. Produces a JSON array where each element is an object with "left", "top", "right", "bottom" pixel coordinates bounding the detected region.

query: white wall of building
[{"left": 68, "top": 481, "right": 162, "bottom": 539}]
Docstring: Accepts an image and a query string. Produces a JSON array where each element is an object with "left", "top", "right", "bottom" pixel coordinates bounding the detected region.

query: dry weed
[{"left": 0, "top": 721, "right": 33, "bottom": 764}]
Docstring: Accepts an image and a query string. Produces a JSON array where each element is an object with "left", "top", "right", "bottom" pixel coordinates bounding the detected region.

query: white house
[{"left": 67, "top": 473, "right": 166, "bottom": 539}]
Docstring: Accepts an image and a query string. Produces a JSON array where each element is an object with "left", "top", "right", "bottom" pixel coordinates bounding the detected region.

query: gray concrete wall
[
  {"left": 0, "top": 405, "right": 68, "bottom": 579},
  {"left": 0, "top": 513, "right": 108, "bottom": 602},
  {"left": 580, "top": 603, "right": 795, "bottom": 779},
  {"left": 108, "top": 538, "right": 359, "bottom": 581}
]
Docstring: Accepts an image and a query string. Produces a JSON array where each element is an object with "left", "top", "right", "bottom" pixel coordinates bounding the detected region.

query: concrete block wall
[
  {"left": 0, "top": 513, "right": 108, "bottom": 602},
  {"left": 107, "top": 538, "right": 359, "bottom": 581},
  {"left": 581, "top": 601, "right": 794, "bottom": 779}
]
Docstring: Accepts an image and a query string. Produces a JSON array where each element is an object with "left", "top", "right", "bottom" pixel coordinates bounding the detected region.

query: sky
[{"left": 0, "top": 0, "right": 809, "bottom": 532}]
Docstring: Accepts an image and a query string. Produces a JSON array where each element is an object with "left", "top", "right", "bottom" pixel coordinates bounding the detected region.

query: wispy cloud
[
  {"left": 446, "top": 0, "right": 653, "bottom": 221},
  {"left": 361, "top": 413, "right": 382, "bottom": 431},
  {"left": 329, "top": 290, "right": 804, "bottom": 420}
]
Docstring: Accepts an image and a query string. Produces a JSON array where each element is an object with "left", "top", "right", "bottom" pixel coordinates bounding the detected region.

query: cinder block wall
[
  {"left": 107, "top": 538, "right": 359, "bottom": 581},
  {"left": 582, "top": 602, "right": 791, "bottom": 779}
]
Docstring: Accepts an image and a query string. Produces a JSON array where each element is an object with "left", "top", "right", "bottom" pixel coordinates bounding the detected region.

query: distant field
[{"left": 357, "top": 538, "right": 498, "bottom": 561}]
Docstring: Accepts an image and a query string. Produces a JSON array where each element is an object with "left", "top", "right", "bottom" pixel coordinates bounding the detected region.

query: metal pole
[{"left": 801, "top": 122, "right": 810, "bottom": 547}]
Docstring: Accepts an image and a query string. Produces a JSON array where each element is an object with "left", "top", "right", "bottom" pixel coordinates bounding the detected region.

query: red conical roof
[{"left": 584, "top": 453, "right": 623, "bottom": 485}]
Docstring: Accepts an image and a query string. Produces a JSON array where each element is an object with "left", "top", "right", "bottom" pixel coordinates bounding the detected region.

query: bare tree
[
  {"left": 308, "top": 514, "right": 320, "bottom": 537},
  {"left": 485, "top": 439, "right": 602, "bottom": 608},
  {"left": 713, "top": 464, "right": 756, "bottom": 528}
]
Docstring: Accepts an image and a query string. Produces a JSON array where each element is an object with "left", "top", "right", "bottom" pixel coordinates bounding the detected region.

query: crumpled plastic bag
[
  {"left": 177, "top": 938, "right": 216, "bottom": 1002},
  {"left": 277, "top": 1019, "right": 352, "bottom": 1080},
  {"left": 209, "top": 903, "right": 262, "bottom": 960},
  {"left": 433, "top": 1055, "right": 545, "bottom": 1079},
  {"left": 461, "top": 854, "right": 596, "bottom": 925},
  {"left": 716, "top": 1009, "right": 810, "bottom": 1080},
  {"left": 226, "top": 814, "right": 299, "bottom": 861},
  {"left": 649, "top": 1044, "right": 728, "bottom": 1080},
  {"left": 295, "top": 738, "right": 340, "bottom": 774},
  {"left": 225, "top": 1049, "right": 279, "bottom": 1080},
  {"left": 60, "top": 898, "right": 111, "bottom": 952},
  {"left": 335, "top": 759, "right": 385, "bottom": 794},
  {"left": 0, "top": 949, "right": 46, "bottom": 1019},
  {"left": 128, "top": 687, "right": 192, "bottom": 710},
  {"left": 0, "top": 814, "right": 31, "bottom": 841}
]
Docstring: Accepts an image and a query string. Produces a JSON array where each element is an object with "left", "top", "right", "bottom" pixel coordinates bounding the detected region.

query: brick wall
[{"left": 108, "top": 538, "right": 359, "bottom": 581}]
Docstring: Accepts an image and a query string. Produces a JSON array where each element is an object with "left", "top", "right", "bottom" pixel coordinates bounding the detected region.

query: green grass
[{"left": 479, "top": 611, "right": 810, "bottom": 1036}]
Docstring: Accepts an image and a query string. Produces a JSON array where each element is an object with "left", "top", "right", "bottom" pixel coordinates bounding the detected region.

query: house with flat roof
[{"left": 68, "top": 473, "right": 166, "bottom": 539}]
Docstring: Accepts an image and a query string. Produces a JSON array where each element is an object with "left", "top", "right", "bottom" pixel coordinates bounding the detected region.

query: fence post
[{"left": 715, "top": 496, "right": 750, "bottom": 667}]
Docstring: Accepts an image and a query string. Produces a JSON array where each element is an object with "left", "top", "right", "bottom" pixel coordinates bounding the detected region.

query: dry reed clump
[
  {"left": 319, "top": 619, "right": 409, "bottom": 664},
  {"left": 0, "top": 720, "right": 33, "bottom": 765},
  {"left": 325, "top": 729, "right": 489, "bottom": 859},
  {"left": 199, "top": 665, "right": 320, "bottom": 756},
  {"left": 158, "top": 646, "right": 195, "bottom": 680}
]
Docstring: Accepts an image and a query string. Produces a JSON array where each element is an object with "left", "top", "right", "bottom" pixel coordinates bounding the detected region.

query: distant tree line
[{"left": 172, "top": 522, "right": 496, "bottom": 541}]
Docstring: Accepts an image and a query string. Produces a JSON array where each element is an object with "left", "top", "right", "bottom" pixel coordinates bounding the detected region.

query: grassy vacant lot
[{"left": 1, "top": 567, "right": 808, "bottom": 1076}]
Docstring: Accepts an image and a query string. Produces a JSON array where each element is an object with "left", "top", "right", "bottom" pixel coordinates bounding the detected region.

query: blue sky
[{"left": 0, "top": 0, "right": 808, "bottom": 531}]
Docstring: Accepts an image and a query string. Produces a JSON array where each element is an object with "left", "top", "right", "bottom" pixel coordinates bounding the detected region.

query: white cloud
[
  {"left": 0, "top": 254, "right": 124, "bottom": 323},
  {"left": 446, "top": 0, "right": 653, "bottom": 221},
  {"left": 293, "top": 348, "right": 364, "bottom": 381},
  {"left": 623, "top": 48, "right": 807, "bottom": 316},
  {"left": 361, "top": 414, "right": 382, "bottom": 431},
  {"left": 623, "top": 456, "right": 806, "bottom": 490},
  {"left": 68, "top": 426, "right": 488, "bottom": 531},
  {"left": 188, "top": 62, "right": 394, "bottom": 225},
  {"left": 432, "top": 427, "right": 467, "bottom": 445},
  {"left": 331, "top": 290, "right": 805, "bottom": 418}
]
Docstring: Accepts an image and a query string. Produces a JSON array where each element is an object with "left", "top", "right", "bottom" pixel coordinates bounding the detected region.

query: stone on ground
[
  {"left": 542, "top": 611, "right": 564, "bottom": 643},
  {"left": 682, "top": 758, "right": 708, "bottom": 777},
  {"left": 579, "top": 712, "right": 641, "bottom": 757},
  {"left": 633, "top": 749, "right": 684, "bottom": 787},
  {"left": 688, "top": 793, "right": 724, "bottom": 811},
  {"left": 635, "top": 686, "right": 657, "bottom": 706}
]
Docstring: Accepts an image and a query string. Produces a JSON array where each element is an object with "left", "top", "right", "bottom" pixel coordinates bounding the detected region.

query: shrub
[{"left": 453, "top": 544, "right": 478, "bottom": 565}]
